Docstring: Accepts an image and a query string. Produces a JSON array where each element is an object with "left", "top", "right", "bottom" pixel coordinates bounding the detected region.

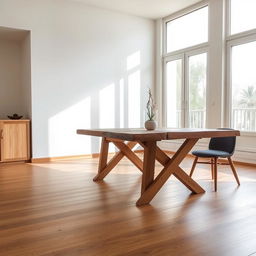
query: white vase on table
[{"left": 144, "top": 120, "right": 157, "bottom": 130}]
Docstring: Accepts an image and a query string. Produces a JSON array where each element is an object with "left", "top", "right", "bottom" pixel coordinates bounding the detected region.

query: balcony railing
[
  {"left": 189, "top": 109, "right": 206, "bottom": 128},
  {"left": 175, "top": 109, "right": 205, "bottom": 128},
  {"left": 232, "top": 108, "right": 256, "bottom": 131},
  {"left": 174, "top": 108, "right": 256, "bottom": 131}
]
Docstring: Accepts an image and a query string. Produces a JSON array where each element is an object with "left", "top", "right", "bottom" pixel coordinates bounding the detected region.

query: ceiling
[{"left": 71, "top": 0, "right": 201, "bottom": 19}]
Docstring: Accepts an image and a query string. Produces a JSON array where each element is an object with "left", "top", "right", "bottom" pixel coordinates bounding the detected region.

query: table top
[{"left": 77, "top": 128, "right": 240, "bottom": 141}]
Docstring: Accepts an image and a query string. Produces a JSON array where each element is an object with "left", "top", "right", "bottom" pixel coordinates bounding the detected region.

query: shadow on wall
[{"left": 47, "top": 51, "right": 147, "bottom": 157}]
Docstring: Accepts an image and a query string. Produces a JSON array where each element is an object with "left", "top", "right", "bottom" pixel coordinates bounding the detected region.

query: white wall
[
  {"left": 0, "top": 0, "right": 155, "bottom": 158},
  {"left": 207, "top": 0, "right": 225, "bottom": 128},
  {"left": 0, "top": 38, "right": 23, "bottom": 118},
  {"left": 20, "top": 33, "right": 32, "bottom": 119},
  {"left": 0, "top": 29, "right": 31, "bottom": 120}
]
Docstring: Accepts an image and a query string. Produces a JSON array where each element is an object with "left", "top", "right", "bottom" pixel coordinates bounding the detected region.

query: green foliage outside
[
  {"left": 189, "top": 62, "right": 206, "bottom": 110},
  {"left": 174, "top": 61, "right": 206, "bottom": 110}
]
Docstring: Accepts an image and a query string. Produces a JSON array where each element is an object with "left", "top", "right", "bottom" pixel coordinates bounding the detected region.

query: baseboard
[
  {"left": 31, "top": 150, "right": 144, "bottom": 163},
  {"left": 133, "top": 150, "right": 144, "bottom": 153},
  {"left": 162, "top": 150, "right": 256, "bottom": 167},
  {"left": 31, "top": 154, "right": 95, "bottom": 163},
  {"left": 30, "top": 149, "right": 256, "bottom": 167}
]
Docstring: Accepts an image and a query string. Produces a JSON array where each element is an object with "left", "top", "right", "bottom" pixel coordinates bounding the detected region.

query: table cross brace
[
  {"left": 93, "top": 137, "right": 205, "bottom": 206},
  {"left": 93, "top": 139, "right": 141, "bottom": 181}
]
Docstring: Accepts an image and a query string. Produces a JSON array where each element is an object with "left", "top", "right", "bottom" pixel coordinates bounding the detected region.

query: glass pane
[
  {"left": 188, "top": 53, "right": 207, "bottom": 128},
  {"left": 231, "top": 41, "right": 256, "bottom": 131},
  {"left": 231, "top": 0, "right": 256, "bottom": 35},
  {"left": 166, "top": 59, "right": 182, "bottom": 128},
  {"left": 166, "top": 7, "right": 208, "bottom": 53}
]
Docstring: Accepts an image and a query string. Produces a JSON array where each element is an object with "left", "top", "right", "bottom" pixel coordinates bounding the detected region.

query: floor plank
[{"left": 0, "top": 155, "right": 256, "bottom": 256}]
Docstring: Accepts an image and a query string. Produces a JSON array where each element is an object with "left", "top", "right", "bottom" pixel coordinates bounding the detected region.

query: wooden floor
[{"left": 1, "top": 154, "right": 256, "bottom": 256}]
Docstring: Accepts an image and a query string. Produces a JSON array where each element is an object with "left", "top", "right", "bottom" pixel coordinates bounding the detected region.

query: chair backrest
[{"left": 208, "top": 128, "right": 236, "bottom": 155}]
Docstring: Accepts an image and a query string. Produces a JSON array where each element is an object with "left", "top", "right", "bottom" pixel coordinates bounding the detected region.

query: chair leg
[
  {"left": 190, "top": 156, "right": 198, "bottom": 177},
  {"left": 210, "top": 158, "right": 214, "bottom": 180},
  {"left": 228, "top": 157, "right": 240, "bottom": 186},
  {"left": 214, "top": 157, "right": 218, "bottom": 191}
]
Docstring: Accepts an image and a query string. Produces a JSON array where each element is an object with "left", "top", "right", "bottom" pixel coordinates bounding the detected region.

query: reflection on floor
[{"left": 0, "top": 154, "right": 256, "bottom": 256}]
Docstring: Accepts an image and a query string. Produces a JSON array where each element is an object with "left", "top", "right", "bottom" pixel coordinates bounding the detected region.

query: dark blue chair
[{"left": 189, "top": 128, "right": 240, "bottom": 191}]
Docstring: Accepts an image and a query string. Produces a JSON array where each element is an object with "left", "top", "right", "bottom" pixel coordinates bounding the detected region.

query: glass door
[
  {"left": 164, "top": 51, "right": 207, "bottom": 128},
  {"left": 165, "top": 57, "right": 184, "bottom": 128},
  {"left": 186, "top": 52, "right": 207, "bottom": 128}
]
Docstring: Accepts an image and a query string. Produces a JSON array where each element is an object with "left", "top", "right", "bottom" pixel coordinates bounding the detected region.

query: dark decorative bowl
[{"left": 7, "top": 114, "right": 23, "bottom": 120}]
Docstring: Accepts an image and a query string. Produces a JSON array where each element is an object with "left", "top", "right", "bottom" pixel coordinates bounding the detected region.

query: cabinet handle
[{"left": 0, "top": 129, "right": 3, "bottom": 139}]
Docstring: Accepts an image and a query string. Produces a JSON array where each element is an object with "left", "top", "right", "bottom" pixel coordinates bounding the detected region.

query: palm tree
[{"left": 238, "top": 85, "right": 256, "bottom": 108}]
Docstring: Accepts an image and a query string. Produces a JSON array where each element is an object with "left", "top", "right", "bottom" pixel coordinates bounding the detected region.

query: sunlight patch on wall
[
  {"left": 128, "top": 70, "right": 141, "bottom": 128},
  {"left": 120, "top": 78, "right": 124, "bottom": 128},
  {"left": 127, "top": 51, "right": 140, "bottom": 71},
  {"left": 99, "top": 83, "right": 115, "bottom": 128},
  {"left": 48, "top": 97, "right": 91, "bottom": 157},
  {"left": 99, "top": 83, "right": 115, "bottom": 152}
]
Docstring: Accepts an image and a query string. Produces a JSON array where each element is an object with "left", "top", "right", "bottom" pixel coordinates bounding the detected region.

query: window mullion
[{"left": 183, "top": 53, "right": 189, "bottom": 128}]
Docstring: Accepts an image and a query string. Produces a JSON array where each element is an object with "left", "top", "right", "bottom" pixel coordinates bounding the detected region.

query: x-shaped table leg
[
  {"left": 94, "top": 137, "right": 205, "bottom": 207},
  {"left": 93, "top": 138, "right": 142, "bottom": 181},
  {"left": 136, "top": 139, "right": 205, "bottom": 206}
]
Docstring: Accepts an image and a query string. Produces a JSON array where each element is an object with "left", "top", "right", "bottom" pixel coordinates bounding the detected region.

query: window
[
  {"left": 230, "top": 0, "right": 256, "bottom": 35},
  {"left": 166, "top": 59, "right": 182, "bottom": 128},
  {"left": 164, "top": 5, "right": 208, "bottom": 129},
  {"left": 165, "top": 51, "right": 207, "bottom": 128},
  {"left": 188, "top": 53, "right": 207, "bottom": 128},
  {"left": 161, "top": 0, "right": 256, "bottom": 140},
  {"left": 166, "top": 6, "right": 208, "bottom": 53},
  {"left": 228, "top": 0, "right": 256, "bottom": 132},
  {"left": 230, "top": 41, "right": 256, "bottom": 131}
]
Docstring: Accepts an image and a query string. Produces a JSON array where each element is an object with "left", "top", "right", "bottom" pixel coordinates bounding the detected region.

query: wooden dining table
[{"left": 77, "top": 128, "right": 240, "bottom": 206}]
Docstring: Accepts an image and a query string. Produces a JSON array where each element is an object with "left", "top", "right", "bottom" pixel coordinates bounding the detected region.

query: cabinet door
[
  {"left": 1, "top": 122, "right": 30, "bottom": 162},
  {"left": 0, "top": 122, "right": 3, "bottom": 161}
]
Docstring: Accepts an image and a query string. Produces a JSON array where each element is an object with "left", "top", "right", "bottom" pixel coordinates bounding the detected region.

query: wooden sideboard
[{"left": 0, "top": 120, "right": 31, "bottom": 163}]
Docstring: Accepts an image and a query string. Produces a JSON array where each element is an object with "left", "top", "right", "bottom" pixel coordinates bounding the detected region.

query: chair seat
[{"left": 192, "top": 149, "right": 231, "bottom": 158}]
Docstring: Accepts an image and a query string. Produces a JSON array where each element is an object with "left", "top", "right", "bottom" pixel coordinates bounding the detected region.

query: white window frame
[
  {"left": 162, "top": 1, "right": 209, "bottom": 128},
  {"left": 185, "top": 48, "right": 209, "bottom": 128},
  {"left": 225, "top": 0, "right": 256, "bottom": 135},
  {"left": 163, "top": 2, "right": 209, "bottom": 58},
  {"left": 226, "top": 0, "right": 256, "bottom": 39},
  {"left": 163, "top": 53, "right": 185, "bottom": 128}
]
